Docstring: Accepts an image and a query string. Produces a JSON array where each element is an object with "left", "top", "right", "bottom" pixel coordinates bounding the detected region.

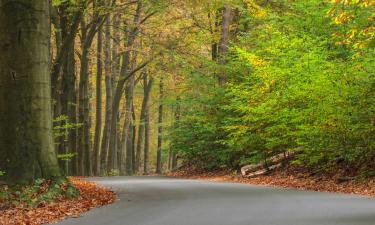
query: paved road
[{"left": 57, "top": 176, "right": 375, "bottom": 225}]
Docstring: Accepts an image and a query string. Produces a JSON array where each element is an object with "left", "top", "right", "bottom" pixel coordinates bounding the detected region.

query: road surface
[{"left": 56, "top": 176, "right": 375, "bottom": 225}]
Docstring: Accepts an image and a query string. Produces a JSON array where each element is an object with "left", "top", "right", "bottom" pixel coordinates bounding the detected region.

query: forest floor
[
  {"left": 168, "top": 165, "right": 375, "bottom": 198},
  {"left": 0, "top": 177, "right": 116, "bottom": 225}
]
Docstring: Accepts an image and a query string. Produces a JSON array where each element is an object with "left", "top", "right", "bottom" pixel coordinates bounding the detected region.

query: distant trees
[{"left": 47, "top": 0, "right": 173, "bottom": 176}]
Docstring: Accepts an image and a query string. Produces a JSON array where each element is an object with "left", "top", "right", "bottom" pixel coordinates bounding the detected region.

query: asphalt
[{"left": 56, "top": 176, "right": 375, "bottom": 225}]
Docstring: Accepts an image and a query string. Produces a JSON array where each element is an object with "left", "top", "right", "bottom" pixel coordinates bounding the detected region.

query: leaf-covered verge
[
  {"left": 0, "top": 178, "right": 116, "bottom": 225},
  {"left": 169, "top": 166, "right": 375, "bottom": 198}
]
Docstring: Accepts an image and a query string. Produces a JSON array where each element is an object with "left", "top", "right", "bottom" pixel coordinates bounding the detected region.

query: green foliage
[
  {"left": 108, "top": 169, "right": 120, "bottom": 176},
  {"left": 53, "top": 115, "right": 81, "bottom": 161},
  {"left": 52, "top": 0, "right": 77, "bottom": 7},
  {"left": 168, "top": 0, "right": 375, "bottom": 174}
]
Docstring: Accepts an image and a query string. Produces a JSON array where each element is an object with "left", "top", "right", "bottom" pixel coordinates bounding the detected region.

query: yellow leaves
[
  {"left": 245, "top": 0, "right": 267, "bottom": 18},
  {"left": 237, "top": 49, "right": 267, "bottom": 67},
  {"left": 329, "top": 0, "right": 374, "bottom": 53},
  {"left": 334, "top": 12, "right": 354, "bottom": 24},
  {"left": 332, "top": 0, "right": 374, "bottom": 6},
  {"left": 248, "top": 54, "right": 267, "bottom": 67},
  {"left": 259, "top": 79, "right": 277, "bottom": 94}
]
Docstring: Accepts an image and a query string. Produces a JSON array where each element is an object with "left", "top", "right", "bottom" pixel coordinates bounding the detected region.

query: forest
[{"left": 0, "top": 0, "right": 374, "bottom": 224}]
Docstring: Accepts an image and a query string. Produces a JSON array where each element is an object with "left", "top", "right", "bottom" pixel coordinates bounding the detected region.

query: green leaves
[
  {"left": 52, "top": 0, "right": 76, "bottom": 7},
  {"left": 168, "top": 0, "right": 374, "bottom": 174}
]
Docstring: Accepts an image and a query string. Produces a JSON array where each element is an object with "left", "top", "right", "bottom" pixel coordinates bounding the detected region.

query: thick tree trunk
[
  {"left": 93, "top": 26, "right": 103, "bottom": 176},
  {"left": 0, "top": 0, "right": 62, "bottom": 184},
  {"left": 156, "top": 76, "right": 164, "bottom": 174}
]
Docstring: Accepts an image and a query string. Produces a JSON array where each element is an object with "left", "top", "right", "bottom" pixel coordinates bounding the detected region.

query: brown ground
[
  {"left": 0, "top": 177, "right": 116, "bottom": 225},
  {"left": 168, "top": 165, "right": 375, "bottom": 198}
]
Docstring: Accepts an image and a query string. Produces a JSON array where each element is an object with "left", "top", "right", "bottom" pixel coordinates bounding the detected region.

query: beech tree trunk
[
  {"left": 218, "top": 4, "right": 231, "bottom": 86},
  {"left": 100, "top": 12, "right": 114, "bottom": 175},
  {"left": 124, "top": 77, "right": 135, "bottom": 175},
  {"left": 107, "top": 1, "right": 143, "bottom": 173},
  {"left": 144, "top": 106, "right": 150, "bottom": 175},
  {"left": 77, "top": 9, "right": 103, "bottom": 175},
  {"left": 135, "top": 74, "right": 153, "bottom": 172},
  {"left": 156, "top": 76, "right": 164, "bottom": 174},
  {"left": 172, "top": 97, "right": 181, "bottom": 170},
  {"left": 93, "top": 26, "right": 103, "bottom": 175},
  {"left": 0, "top": 0, "right": 62, "bottom": 184}
]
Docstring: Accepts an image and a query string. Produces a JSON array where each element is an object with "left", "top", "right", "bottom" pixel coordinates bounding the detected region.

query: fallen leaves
[
  {"left": 168, "top": 166, "right": 375, "bottom": 198},
  {"left": 0, "top": 178, "right": 116, "bottom": 225}
]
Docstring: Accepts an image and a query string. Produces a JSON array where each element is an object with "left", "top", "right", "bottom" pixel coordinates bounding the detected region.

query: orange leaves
[
  {"left": 328, "top": 0, "right": 374, "bottom": 53},
  {"left": 0, "top": 178, "right": 116, "bottom": 225},
  {"left": 170, "top": 166, "right": 375, "bottom": 198}
]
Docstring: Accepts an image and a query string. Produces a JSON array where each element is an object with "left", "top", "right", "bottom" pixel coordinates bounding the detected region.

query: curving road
[{"left": 57, "top": 176, "right": 375, "bottom": 225}]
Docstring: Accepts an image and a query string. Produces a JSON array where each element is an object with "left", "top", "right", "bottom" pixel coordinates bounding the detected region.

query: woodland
[{"left": 0, "top": 0, "right": 374, "bottom": 222}]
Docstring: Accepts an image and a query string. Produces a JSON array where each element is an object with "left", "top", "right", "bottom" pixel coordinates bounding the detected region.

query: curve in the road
[{"left": 56, "top": 176, "right": 375, "bottom": 225}]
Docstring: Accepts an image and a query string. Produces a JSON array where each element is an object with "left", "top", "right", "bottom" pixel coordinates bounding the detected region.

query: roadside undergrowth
[{"left": 0, "top": 177, "right": 116, "bottom": 225}]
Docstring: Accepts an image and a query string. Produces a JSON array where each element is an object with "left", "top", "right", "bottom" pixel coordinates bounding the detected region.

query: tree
[
  {"left": 93, "top": 23, "right": 103, "bottom": 176},
  {"left": 0, "top": 0, "right": 62, "bottom": 184},
  {"left": 156, "top": 76, "right": 164, "bottom": 173},
  {"left": 135, "top": 73, "right": 154, "bottom": 172}
]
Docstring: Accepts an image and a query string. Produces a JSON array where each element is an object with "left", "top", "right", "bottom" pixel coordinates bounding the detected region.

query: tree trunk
[
  {"left": 66, "top": 44, "right": 78, "bottom": 176},
  {"left": 124, "top": 77, "right": 135, "bottom": 175},
  {"left": 218, "top": 4, "right": 231, "bottom": 86},
  {"left": 156, "top": 76, "right": 164, "bottom": 174},
  {"left": 135, "top": 74, "right": 154, "bottom": 172},
  {"left": 0, "top": 0, "right": 62, "bottom": 184},
  {"left": 100, "top": 12, "right": 114, "bottom": 176},
  {"left": 144, "top": 108, "right": 151, "bottom": 175},
  {"left": 93, "top": 26, "right": 103, "bottom": 176},
  {"left": 172, "top": 97, "right": 181, "bottom": 170},
  {"left": 131, "top": 105, "right": 137, "bottom": 172},
  {"left": 107, "top": 1, "right": 143, "bottom": 173},
  {"left": 78, "top": 19, "right": 94, "bottom": 176},
  {"left": 77, "top": 10, "right": 103, "bottom": 175}
]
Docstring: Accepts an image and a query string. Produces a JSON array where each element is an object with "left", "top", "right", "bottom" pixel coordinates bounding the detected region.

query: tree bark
[
  {"left": 124, "top": 76, "right": 135, "bottom": 175},
  {"left": 77, "top": 25, "right": 90, "bottom": 175},
  {"left": 218, "top": 4, "right": 231, "bottom": 86},
  {"left": 100, "top": 11, "right": 114, "bottom": 176},
  {"left": 144, "top": 106, "right": 151, "bottom": 175},
  {"left": 0, "top": 0, "right": 62, "bottom": 184},
  {"left": 107, "top": 1, "right": 143, "bottom": 173},
  {"left": 135, "top": 74, "right": 154, "bottom": 172},
  {"left": 93, "top": 25, "right": 103, "bottom": 176},
  {"left": 156, "top": 76, "right": 164, "bottom": 174},
  {"left": 77, "top": 6, "right": 104, "bottom": 175},
  {"left": 172, "top": 96, "right": 181, "bottom": 170}
]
